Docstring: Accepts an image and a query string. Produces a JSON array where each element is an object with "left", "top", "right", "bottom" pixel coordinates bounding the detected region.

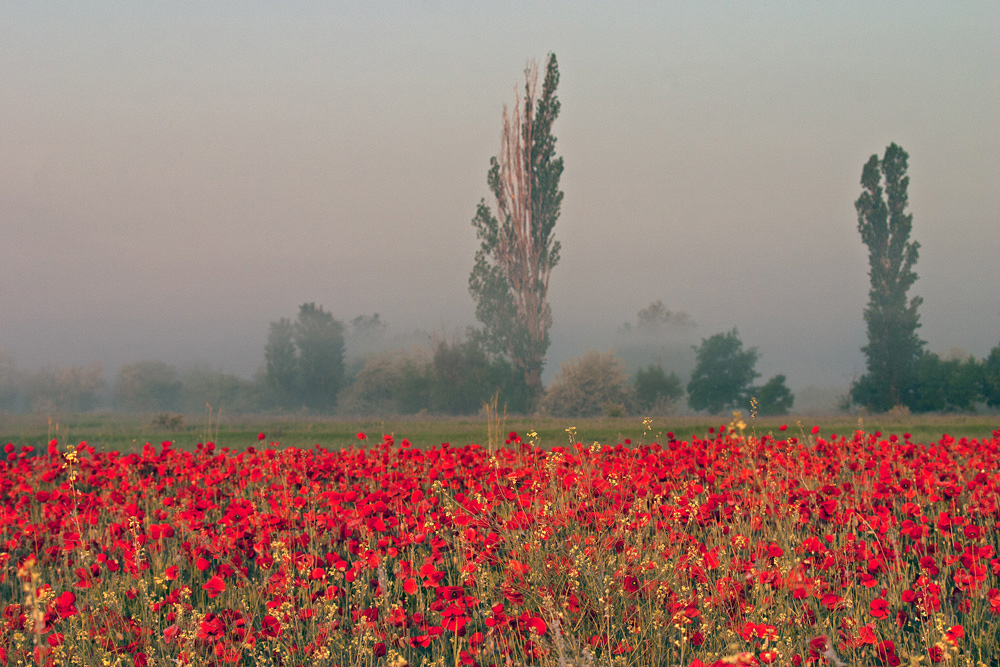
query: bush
[
  {"left": 150, "top": 412, "right": 185, "bottom": 429},
  {"left": 337, "top": 348, "right": 432, "bottom": 416},
  {"left": 542, "top": 350, "right": 634, "bottom": 417}
]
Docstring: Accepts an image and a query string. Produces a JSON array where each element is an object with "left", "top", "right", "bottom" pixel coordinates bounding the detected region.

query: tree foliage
[
  {"left": 983, "top": 344, "right": 1000, "bottom": 408},
  {"left": 263, "top": 303, "right": 345, "bottom": 413},
  {"left": 294, "top": 303, "right": 345, "bottom": 413},
  {"left": 754, "top": 374, "right": 794, "bottom": 416},
  {"left": 470, "top": 53, "right": 563, "bottom": 405},
  {"left": 852, "top": 143, "right": 924, "bottom": 412},
  {"left": 179, "top": 366, "right": 261, "bottom": 414},
  {"left": 22, "top": 364, "right": 105, "bottom": 413},
  {"left": 634, "top": 364, "right": 684, "bottom": 414},
  {"left": 616, "top": 302, "right": 697, "bottom": 382},
  {"left": 687, "top": 329, "right": 760, "bottom": 414},
  {"left": 626, "top": 300, "right": 695, "bottom": 334},
  {"left": 114, "top": 361, "right": 181, "bottom": 413},
  {"left": 336, "top": 336, "right": 528, "bottom": 417},
  {"left": 908, "top": 352, "right": 981, "bottom": 413},
  {"left": 264, "top": 317, "right": 298, "bottom": 407},
  {"left": 428, "top": 337, "right": 528, "bottom": 415},
  {"left": 0, "top": 351, "right": 21, "bottom": 412}
]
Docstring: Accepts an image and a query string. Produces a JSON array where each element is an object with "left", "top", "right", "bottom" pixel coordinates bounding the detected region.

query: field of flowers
[{"left": 2, "top": 421, "right": 999, "bottom": 666}]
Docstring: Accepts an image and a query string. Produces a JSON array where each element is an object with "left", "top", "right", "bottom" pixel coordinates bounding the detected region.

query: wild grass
[{"left": 0, "top": 411, "right": 995, "bottom": 454}]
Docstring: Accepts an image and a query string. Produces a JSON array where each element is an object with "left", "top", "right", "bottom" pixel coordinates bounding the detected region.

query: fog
[{"left": 2, "top": 3, "right": 998, "bottom": 409}]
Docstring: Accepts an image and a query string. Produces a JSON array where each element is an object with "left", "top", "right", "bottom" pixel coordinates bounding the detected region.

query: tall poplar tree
[
  {"left": 851, "top": 143, "right": 924, "bottom": 411},
  {"left": 469, "top": 53, "right": 563, "bottom": 405}
]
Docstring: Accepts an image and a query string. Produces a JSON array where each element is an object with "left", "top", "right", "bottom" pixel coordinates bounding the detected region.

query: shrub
[
  {"left": 337, "top": 348, "right": 431, "bottom": 416},
  {"left": 150, "top": 412, "right": 184, "bottom": 429},
  {"left": 542, "top": 350, "right": 634, "bottom": 417}
]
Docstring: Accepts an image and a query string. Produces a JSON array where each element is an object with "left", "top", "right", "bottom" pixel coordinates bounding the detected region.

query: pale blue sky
[{"left": 2, "top": 2, "right": 997, "bottom": 392}]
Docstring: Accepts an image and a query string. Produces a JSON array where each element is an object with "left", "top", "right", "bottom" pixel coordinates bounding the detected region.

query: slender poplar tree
[
  {"left": 469, "top": 53, "right": 563, "bottom": 405},
  {"left": 852, "top": 143, "right": 924, "bottom": 411}
]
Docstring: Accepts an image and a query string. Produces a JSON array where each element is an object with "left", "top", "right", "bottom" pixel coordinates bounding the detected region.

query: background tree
[
  {"left": 687, "top": 329, "right": 759, "bottom": 414},
  {"left": 634, "top": 364, "right": 684, "bottom": 414},
  {"left": 983, "top": 343, "right": 1000, "bottom": 408},
  {"left": 910, "top": 351, "right": 982, "bottom": 413},
  {"left": 852, "top": 143, "right": 924, "bottom": 412},
  {"left": 24, "top": 364, "right": 105, "bottom": 413},
  {"left": 294, "top": 303, "right": 345, "bottom": 413},
  {"left": 470, "top": 53, "right": 563, "bottom": 405},
  {"left": 428, "top": 336, "right": 527, "bottom": 415},
  {"left": 616, "top": 301, "right": 697, "bottom": 382},
  {"left": 754, "top": 374, "right": 794, "bottom": 416},
  {"left": 335, "top": 350, "right": 417, "bottom": 417},
  {"left": 345, "top": 313, "right": 389, "bottom": 361},
  {"left": 114, "top": 361, "right": 181, "bottom": 413},
  {"left": 179, "top": 366, "right": 261, "bottom": 414},
  {"left": 541, "top": 350, "right": 634, "bottom": 417},
  {"left": 0, "top": 351, "right": 22, "bottom": 412},
  {"left": 630, "top": 300, "right": 695, "bottom": 333},
  {"left": 264, "top": 317, "right": 298, "bottom": 409}
]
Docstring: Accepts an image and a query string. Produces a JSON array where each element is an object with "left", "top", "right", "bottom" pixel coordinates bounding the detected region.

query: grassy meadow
[{"left": 1, "top": 411, "right": 997, "bottom": 454}]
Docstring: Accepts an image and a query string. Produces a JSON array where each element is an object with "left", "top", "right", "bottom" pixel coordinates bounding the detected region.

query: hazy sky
[{"left": 2, "top": 2, "right": 998, "bottom": 392}]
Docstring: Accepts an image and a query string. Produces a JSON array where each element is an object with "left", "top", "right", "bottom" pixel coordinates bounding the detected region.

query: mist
[{"left": 2, "top": 3, "right": 998, "bottom": 412}]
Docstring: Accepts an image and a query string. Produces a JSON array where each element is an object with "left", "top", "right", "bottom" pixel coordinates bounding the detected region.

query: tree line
[
  {"left": 0, "top": 353, "right": 262, "bottom": 415},
  {"left": 464, "top": 58, "right": 999, "bottom": 417},
  {"left": 2, "top": 57, "right": 996, "bottom": 418},
  {"left": 2, "top": 304, "right": 997, "bottom": 418}
]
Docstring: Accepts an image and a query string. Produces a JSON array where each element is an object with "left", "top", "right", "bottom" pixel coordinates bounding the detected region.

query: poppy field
[{"left": 2, "top": 421, "right": 1000, "bottom": 666}]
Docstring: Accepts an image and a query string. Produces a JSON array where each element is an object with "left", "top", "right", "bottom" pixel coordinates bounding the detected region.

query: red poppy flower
[
  {"left": 262, "top": 615, "right": 282, "bottom": 638},
  {"left": 203, "top": 575, "right": 226, "bottom": 598},
  {"left": 55, "top": 591, "right": 77, "bottom": 618},
  {"left": 524, "top": 616, "right": 546, "bottom": 636},
  {"left": 820, "top": 594, "right": 843, "bottom": 610}
]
